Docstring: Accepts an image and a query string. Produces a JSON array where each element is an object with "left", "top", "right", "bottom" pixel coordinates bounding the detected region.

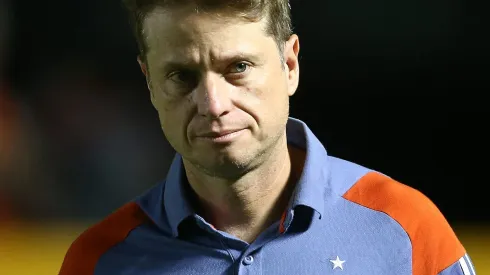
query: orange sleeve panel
[
  {"left": 343, "top": 172, "right": 465, "bottom": 275},
  {"left": 59, "top": 202, "right": 148, "bottom": 275}
]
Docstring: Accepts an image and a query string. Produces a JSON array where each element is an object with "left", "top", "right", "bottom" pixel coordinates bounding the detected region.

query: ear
[
  {"left": 138, "top": 55, "right": 151, "bottom": 88},
  {"left": 283, "top": 34, "right": 300, "bottom": 97},
  {"left": 137, "top": 55, "right": 156, "bottom": 105}
]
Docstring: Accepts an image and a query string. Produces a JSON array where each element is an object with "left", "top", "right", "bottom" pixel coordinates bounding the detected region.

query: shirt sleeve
[
  {"left": 342, "top": 172, "right": 471, "bottom": 274},
  {"left": 438, "top": 254, "right": 477, "bottom": 275},
  {"left": 59, "top": 202, "right": 147, "bottom": 275}
]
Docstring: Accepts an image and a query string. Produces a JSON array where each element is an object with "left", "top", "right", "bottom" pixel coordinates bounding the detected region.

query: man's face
[{"left": 141, "top": 7, "right": 300, "bottom": 177}]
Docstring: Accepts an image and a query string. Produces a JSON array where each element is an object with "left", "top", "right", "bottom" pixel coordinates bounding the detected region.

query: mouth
[{"left": 196, "top": 129, "right": 246, "bottom": 143}]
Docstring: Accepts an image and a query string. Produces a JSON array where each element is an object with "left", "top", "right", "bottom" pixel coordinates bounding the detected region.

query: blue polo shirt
[{"left": 60, "top": 118, "right": 475, "bottom": 275}]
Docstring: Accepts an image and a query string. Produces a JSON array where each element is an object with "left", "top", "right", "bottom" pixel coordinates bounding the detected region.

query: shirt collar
[
  {"left": 134, "top": 155, "right": 192, "bottom": 237},
  {"left": 148, "top": 117, "right": 330, "bottom": 236},
  {"left": 285, "top": 117, "right": 329, "bottom": 218},
  {"left": 163, "top": 154, "right": 195, "bottom": 237}
]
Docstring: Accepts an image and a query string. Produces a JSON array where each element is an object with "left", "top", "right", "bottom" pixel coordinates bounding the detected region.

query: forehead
[{"left": 143, "top": 7, "right": 275, "bottom": 62}]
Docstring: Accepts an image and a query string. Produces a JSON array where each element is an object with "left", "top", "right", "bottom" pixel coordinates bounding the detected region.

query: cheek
[
  {"left": 256, "top": 74, "right": 290, "bottom": 112},
  {"left": 235, "top": 78, "right": 289, "bottom": 135},
  {"left": 245, "top": 69, "right": 287, "bottom": 104},
  {"left": 260, "top": 76, "right": 291, "bottom": 127},
  {"left": 158, "top": 112, "right": 190, "bottom": 155},
  {"left": 154, "top": 97, "right": 192, "bottom": 143}
]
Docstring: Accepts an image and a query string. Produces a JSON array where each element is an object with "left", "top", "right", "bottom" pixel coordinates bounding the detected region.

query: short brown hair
[{"left": 122, "top": 0, "right": 293, "bottom": 62}]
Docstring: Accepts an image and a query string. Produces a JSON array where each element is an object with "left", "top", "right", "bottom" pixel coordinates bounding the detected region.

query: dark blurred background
[{"left": 0, "top": 0, "right": 488, "bottom": 273}]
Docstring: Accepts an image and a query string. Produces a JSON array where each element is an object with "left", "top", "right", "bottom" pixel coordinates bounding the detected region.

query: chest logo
[{"left": 330, "top": 256, "right": 346, "bottom": 270}]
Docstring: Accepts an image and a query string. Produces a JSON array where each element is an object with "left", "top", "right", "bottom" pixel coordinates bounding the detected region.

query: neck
[{"left": 183, "top": 134, "right": 297, "bottom": 243}]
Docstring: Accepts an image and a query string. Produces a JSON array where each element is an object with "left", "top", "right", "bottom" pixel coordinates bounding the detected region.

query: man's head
[
  {"left": 123, "top": 0, "right": 293, "bottom": 63},
  {"left": 123, "top": 0, "right": 300, "bottom": 178}
]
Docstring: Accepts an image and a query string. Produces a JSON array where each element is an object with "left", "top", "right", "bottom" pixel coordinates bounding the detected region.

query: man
[{"left": 60, "top": 1, "right": 476, "bottom": 274}]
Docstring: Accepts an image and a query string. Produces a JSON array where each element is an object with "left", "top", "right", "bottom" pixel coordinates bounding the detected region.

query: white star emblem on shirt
[{"left": 330, "top": 256, "right": 346, "bottom": 270}]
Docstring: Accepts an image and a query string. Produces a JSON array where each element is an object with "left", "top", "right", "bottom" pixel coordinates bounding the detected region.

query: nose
[{"left": 193, "top": 73, "right": 232, "bottom": 119}]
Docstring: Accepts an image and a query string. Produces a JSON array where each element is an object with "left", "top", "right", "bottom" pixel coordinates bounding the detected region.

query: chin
[
  {"left": 213, "top": 149, "right": 254, "bottom": 168},
  {"left": 193, "top": 148, "right": 257, "bottom": 177}
]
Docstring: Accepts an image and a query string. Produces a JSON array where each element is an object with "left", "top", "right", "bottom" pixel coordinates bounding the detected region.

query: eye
[
  {"left": 169, "top": 70, "right": 197, "bottom": 84},
  {"left": 229, "top": 62, "right": 249, "bottom": 74}
]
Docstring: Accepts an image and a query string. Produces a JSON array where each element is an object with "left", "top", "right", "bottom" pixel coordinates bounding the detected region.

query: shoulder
[
  {"left": 342, "top": 171, "right": 466, "bottom": 274},
  {"left": 59, "top": 202, "right": 148, "bottom": 275}
]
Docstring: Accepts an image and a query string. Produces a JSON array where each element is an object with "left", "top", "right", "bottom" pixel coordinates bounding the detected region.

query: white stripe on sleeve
[
  {"left": 459, "top": 257, "right": 471, "bottom": 275},
  {"left": 464, "top": 254, "right": 476, "bottom": 275}
]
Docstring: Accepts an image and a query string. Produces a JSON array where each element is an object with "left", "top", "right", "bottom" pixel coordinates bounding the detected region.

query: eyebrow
[
  {"left": 157, "top": 51, "right": 264, "bottom": 72},
  {"left": 214, "top": 50, "right": 264, "bottom": 65},
  {"left": 160, "top": 61, "right": 196, "bottom": 74}
]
